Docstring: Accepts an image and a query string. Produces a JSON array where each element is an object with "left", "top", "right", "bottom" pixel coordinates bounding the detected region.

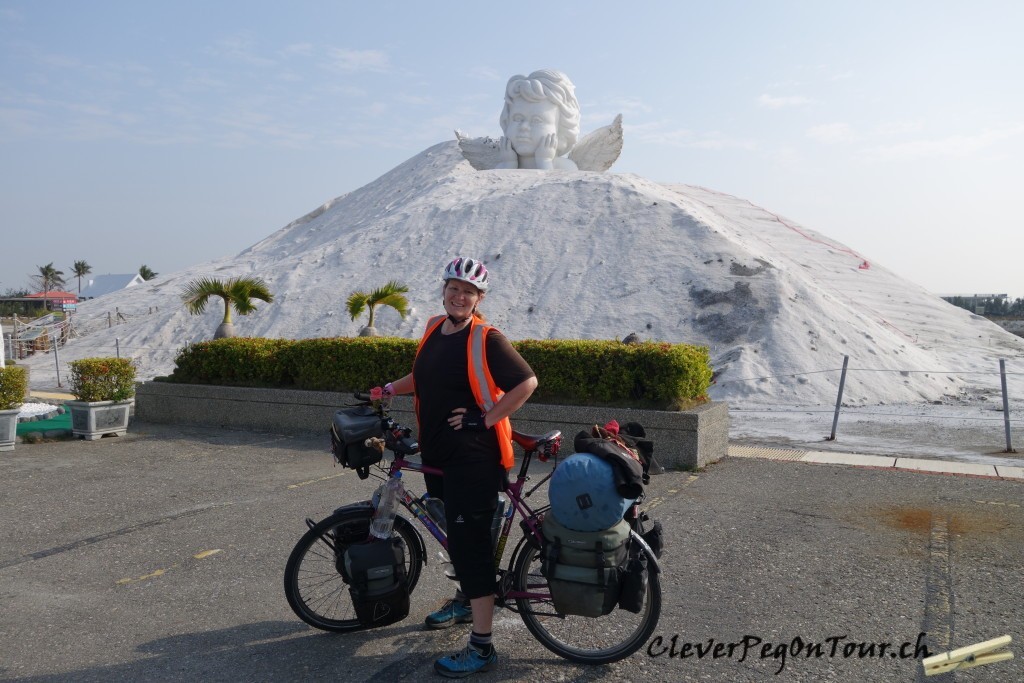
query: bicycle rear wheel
[
  {"left": 284, "top": 508, "right": 423, "bottom": 632},
  {"left": 512, "top": 539, "right": 661, "bottom": 664}
]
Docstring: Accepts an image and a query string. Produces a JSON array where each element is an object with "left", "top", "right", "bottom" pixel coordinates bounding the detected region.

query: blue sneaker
[
  {"left": 425, "top": 598, "right": 473, "bottom": 629},
  {"left": 434, "top": 644, "right": 497, "bottom": 678}
]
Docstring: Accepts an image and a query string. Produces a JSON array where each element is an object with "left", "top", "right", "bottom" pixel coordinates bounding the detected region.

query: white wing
[
  {"left": 455, "top": 130, "right": 502, "bottom": 170},
  {"left": 568, "top": 114, "right": 623, "bottom": 172}
]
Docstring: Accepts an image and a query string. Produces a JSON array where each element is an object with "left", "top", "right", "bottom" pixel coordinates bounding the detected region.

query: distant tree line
[{"left": 943, "top": 295, "right": 1024, "bottom": 317}]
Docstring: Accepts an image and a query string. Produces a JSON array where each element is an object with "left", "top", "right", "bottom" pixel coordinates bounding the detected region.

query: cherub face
[{"left": 504, "top": 98, "right": 559, "bottom": 157}]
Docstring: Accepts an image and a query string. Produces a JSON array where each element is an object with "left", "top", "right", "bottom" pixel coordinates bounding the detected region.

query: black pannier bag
[
  {"left": 617, "top": 541, "right": 648, "bottom": 613},
  {"left": 330, "top": 406, "right": 384, "bottom": 469},
  {"left": 617, "top": 510, "right": 661, "bottom": 612},
  {"left": 624, "top": 507, "right": 664, "bottom": 560},
  {"left": 541, "top": 513, "right": 630, "bottom": 618},
  {"left": 343, "top": 539, "right": 409, "bottom": 627},
  {"left": 640, "top": 517, "right": 664, "bottom": 559}
]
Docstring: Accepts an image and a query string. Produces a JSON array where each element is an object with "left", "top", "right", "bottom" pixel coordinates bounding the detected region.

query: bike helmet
[{"left": 442, "top": 256, "right": 489, "bottom": 291}]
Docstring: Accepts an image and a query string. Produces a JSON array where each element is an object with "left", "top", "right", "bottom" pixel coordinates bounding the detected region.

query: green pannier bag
[{"left": 541, "top": 512, "right": 630, "bottom": 617}]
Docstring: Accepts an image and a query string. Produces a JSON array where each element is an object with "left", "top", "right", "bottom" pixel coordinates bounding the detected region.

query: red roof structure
[{"left": 26, "top": 291, "right": 78, "bottom": 303}]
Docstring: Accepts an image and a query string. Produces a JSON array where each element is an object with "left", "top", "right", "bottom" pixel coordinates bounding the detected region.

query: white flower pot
[
  {"left": 0, "top": 407, "right": 19, "bottom": 451},
  {"left": 67, "top": 400, "right": 133, "bottom": 440}
]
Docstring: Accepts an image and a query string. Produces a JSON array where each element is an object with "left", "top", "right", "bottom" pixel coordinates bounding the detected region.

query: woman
[{"left": 380, "top": 256, "right": 537, "bottom": 678}]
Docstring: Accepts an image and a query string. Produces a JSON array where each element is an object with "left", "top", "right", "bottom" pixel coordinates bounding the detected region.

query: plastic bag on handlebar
[{"left": 330, "top": 406, "right": 384, "bottom": 469}]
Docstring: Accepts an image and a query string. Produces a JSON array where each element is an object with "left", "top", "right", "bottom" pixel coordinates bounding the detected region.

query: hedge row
[{"left": 164, "top": 336, "right": 713, "bottom": 409}]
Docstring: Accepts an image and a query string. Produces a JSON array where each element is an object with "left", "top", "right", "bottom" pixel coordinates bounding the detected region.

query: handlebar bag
[
  {"left": 330, "top": 406, "right": 384, "bottom": 469},
  {"left": 343, "top": 539, "right": 410, "bottom": 627}
]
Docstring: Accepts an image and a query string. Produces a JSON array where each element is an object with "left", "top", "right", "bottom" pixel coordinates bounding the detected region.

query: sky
[{"left": 1, "top": 1, "right": 1022, "bottom": 298}]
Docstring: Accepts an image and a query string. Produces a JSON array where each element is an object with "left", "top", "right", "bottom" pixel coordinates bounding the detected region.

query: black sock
[{"left": 469, "top": 631, "right": 493, "bottom": 655}]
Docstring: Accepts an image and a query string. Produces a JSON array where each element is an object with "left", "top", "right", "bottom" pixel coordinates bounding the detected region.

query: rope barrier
[
  {"left": 716, "top": 368, "right": 842, "bottom": 385},
  {"left": 731, "top": 408, "right": 1021, "bottom": 423},
  {"left": 717, "top": 367, "right": 1023, "bottom": 385}
]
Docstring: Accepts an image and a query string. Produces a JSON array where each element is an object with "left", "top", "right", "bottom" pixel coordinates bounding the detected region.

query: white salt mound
[{"left": 18, "top": 141, "right": 1024, "bottom": 408}]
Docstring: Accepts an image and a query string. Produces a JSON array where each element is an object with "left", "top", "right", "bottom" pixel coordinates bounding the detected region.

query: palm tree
[
  {"left": 181, "top": 276, "right": 275, "bottom": 339},
  {"left": 346, "top": 280, "right": 410, "bottom": 336},
  {"left": 71, "top": 260, "right": 92, "bottom": 294},
  {"left": 31, "top": 263, "right": 66, "bottom": 311},
  {"left": 139, "top": 265, "right": 158, "bottom": 281}
]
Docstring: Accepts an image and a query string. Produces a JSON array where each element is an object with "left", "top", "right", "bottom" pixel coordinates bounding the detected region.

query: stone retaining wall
[{"left": 134, "top": 381, "right": 728, "bottom": 470}]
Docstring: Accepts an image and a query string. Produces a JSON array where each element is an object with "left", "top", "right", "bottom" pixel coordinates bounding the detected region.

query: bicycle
[{"left": 283, "top": 393, "right": 662, "bottom": 664}]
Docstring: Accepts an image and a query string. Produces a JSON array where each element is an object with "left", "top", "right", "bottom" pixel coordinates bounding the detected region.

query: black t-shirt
[{"left": 413, "top": 323, "right": 535, "bottom": 466}]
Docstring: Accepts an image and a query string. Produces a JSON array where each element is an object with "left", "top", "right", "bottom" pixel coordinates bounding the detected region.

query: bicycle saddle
[{"left": 510, "top": 429, "right": 562, "bottom": 452}]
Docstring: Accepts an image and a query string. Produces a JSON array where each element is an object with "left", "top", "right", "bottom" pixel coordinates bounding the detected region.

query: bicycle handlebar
[
  {"left": 351, "top": 392, "right": 562, "bottom": 463},
  {"left": 352, "top": 392, "right": 420, "bottom": 456}
]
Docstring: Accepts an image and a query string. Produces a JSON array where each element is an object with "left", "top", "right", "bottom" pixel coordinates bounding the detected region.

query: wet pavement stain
[{"left": 870, "top": 506, "right": 1016, "bottom": 537}]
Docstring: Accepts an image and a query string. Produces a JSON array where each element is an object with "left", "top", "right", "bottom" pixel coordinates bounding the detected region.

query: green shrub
[
  {"left": 279, "top": 337, "right": 417, "bottom": 391},
  {"left": 171, "top": 338, "right": 293, "bottom": 386},
  {"left": 68, "top": 357, "right": 137, "bottom": 402},
  {"left": 515, "top": 339, "right": 713, "bottom": 409},
  {"left": 167, "top": 336, "right": 713, "bottom": 409},
  {"left": 0, "top": 365, "right": 28, "bottom": 410}
]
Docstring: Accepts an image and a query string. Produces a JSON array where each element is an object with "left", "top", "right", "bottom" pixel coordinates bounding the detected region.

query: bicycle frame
[{"left": 379, "top": 444, "right": 552, "bottom": 601}]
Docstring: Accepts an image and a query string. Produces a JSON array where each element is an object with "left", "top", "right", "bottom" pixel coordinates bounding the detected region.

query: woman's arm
[
  {"left": 447, "top": 376, "right": 537, "bottom": 430},
  {"left": 386, "top": 373, "right": 414, "bottom": 396},
  {"left": 482, "top": 375, "right": 537, "bottom": 428}
]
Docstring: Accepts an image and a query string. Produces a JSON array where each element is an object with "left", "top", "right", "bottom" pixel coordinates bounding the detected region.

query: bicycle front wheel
[
  {"left": 284, "top": 508, "right": 423, "bottom": 632},
  {"left": 512, "top": 540, "right": 661, "bottom": 664}
]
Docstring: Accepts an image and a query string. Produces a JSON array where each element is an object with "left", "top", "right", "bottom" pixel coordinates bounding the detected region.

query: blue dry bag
[{"left": 548, "top": 452, "right": 634, "bottom": 532}]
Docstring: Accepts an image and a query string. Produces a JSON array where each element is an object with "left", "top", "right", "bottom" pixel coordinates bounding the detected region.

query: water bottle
[
  {"left": 419, "top": 493, "right": 447, "bottom": 533},
  {"left": 370, "top": 472, "right": 402, "bottom": 539},
  {"left": 439, "top": 549, "right": 458, "bottom": 581}
]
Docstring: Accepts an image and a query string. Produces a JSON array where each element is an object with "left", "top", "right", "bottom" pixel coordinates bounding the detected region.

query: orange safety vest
[{"left": 414, "top": 314, "right": 515, "bottom": 469}]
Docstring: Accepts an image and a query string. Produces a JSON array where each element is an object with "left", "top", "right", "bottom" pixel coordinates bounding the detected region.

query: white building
[{"left": 79, "top": 274, "right": 146, "bottom": 300}]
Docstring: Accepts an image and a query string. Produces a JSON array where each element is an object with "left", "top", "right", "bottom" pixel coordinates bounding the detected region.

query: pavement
[
  {"left": 0, "top": 420, "right": 1021, "bottom": 682},
  {"left": 728, "top": 445, "right": 1024, "bottom": 481},
  {"left": 26, "top": 389, "right": 76, "bottom": 402}
]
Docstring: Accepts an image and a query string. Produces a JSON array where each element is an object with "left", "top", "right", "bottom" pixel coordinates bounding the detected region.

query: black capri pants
[{"left": 424, "top": 456, "right": 504, "bottom": 600}]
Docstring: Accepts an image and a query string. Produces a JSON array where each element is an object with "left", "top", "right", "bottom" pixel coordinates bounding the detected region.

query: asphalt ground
[{"left": 1, "top": 423, "right": 1021, "bottom": 682}]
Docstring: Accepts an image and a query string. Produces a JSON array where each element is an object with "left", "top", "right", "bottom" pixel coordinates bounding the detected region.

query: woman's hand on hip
[{"left": 449, "top": 406, "right": 489, "bottom": 431}]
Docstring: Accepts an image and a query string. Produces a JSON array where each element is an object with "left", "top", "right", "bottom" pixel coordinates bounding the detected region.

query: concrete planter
[
  {"left": 136, "top": 382, "right": 728, "bottom": 470},
  {"left": 67, "top": 399, "right": 133, "bottom": 440},
  {"left": 0, "top": 407, "right": 19, "bottom": 451}
]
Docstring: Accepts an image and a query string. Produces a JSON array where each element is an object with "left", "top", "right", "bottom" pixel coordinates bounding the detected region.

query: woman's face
[{"left": 443, "top": 279, "right": 484, "bottom": 320}]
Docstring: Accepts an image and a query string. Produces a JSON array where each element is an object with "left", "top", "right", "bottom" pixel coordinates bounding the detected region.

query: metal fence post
[
  {"left": 116, "top": 338, "right": 120, "bottom": 359},
  {"left": 1000, "top": 359, "right": 1016, "bottom": 453},
  {"left": 53, "top": 332, "right": 62, "bottom": 387},
  {"left": 826, "top": 355, "right": 850, "bottom": 441}
]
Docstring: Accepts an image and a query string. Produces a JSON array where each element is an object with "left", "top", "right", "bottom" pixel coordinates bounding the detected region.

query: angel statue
[{"left": 456, "top": 69, "right": 623, "bottom": 173}]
